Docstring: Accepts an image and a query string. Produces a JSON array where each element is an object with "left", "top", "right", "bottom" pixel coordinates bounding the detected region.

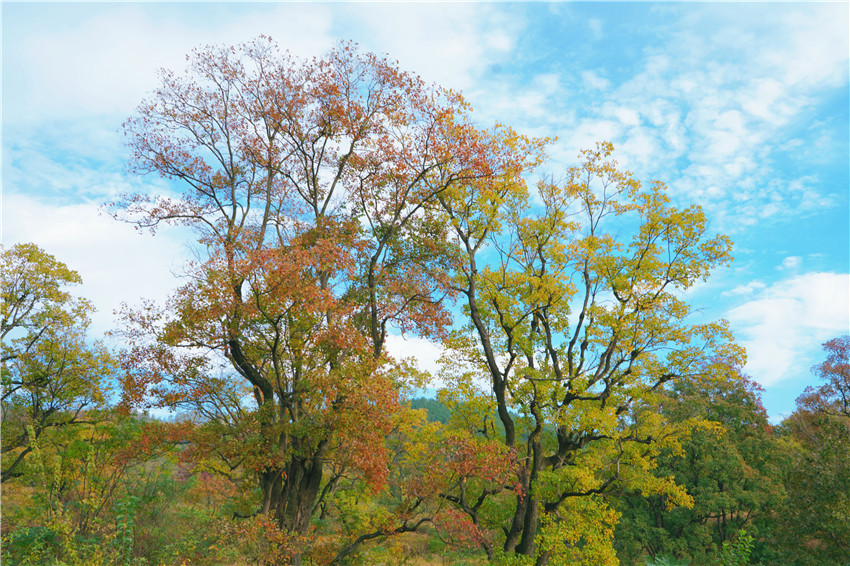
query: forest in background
[{"left": 2, "top": 38, "right": 849, "bottom": 566}]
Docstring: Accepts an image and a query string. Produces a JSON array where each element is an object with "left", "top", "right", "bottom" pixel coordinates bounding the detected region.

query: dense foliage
[{"left": 2, "top": 39, "right": 847, "bottom": 565}]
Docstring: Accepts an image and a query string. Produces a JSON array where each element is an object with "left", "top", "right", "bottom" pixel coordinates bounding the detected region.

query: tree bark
[
  {"left": 279, "top": 449, "right": 326, "bottom": 534},
  {"left": 253, "top": 434, "right": 328, "bottom": 565}
]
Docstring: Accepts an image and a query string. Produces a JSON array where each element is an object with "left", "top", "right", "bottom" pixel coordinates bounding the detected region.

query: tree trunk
[
  {"left": 259, "top": 468, "right": 283, "bottom": 516},
  {"left": 254, "top": 440, "right": 327, "bottom": 565},
  {"left": 504, "top": 466, "right": 529, "bottom": 553},
  {"left": 517, "top": 432, "right": 544, "bottom": 557},
  {"left": 504, "top": 420, "right": 545, "bottom": 560},
  {"left": 517, "top": 491, "right": 540, "bottom": 556},
  {"left": 279, "top": 452, "right": 326, "bottom": 534}
]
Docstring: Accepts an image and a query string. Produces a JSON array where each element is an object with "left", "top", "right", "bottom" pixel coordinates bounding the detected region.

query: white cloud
[
  {"left": 384, "top": 334, "right": 444, "bottom": 383},
  {"left": 779, "top": 256, "right": 802, "bottom": 271},
  {"left": 336, "top": 3, "right": 521, "bottom": 93},
  {"left": 502, "top": 73, "right": 564, "bottom": 119},
  {"left": 556, "top": 119, "right": 624, "bottom": 162},
  {"left": 741, "top": 77, "right": 794, "bottom": 126},
  {"left": 581, "top": 70, "right": 611, "bottom": 91},
  {"left": 722, "top": 280, "right": 767, "bottom": 297},
  {"left": 3, "top": 2, "right": 847, "bottom": 398},
  {"left": 775, "top": 7, "right": 849, "bottom": 88},
  {"left": 728, "top": 272, "right": 850, "bottom": 385},
  {"left": 3, "top": 1, "right": 533, "bottom": 361},
  {"left": 2, "top": 193, "right": 188, "bottom": 340},
  {"left": 530, "top": 2, "right": 848, "bottom": 227},
  {"left": 4, "top": 3, "right": 336, "bottom": 125},
  {"left": 3, "top": 1, "right": 524, "bottom": 125}
]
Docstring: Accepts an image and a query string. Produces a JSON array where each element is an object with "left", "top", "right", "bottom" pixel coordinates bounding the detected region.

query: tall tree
[
  {"left": 111, "top": 37, "right": 544, "bottom": 563},
  {"left": 1, "top": 243, "right": 114, "bottom": 482},
  {"left": 436, "top": 143, "right": 741, "bottom": 564}
]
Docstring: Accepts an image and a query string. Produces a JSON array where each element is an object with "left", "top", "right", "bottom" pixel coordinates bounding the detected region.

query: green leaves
[
  {"left": 773, "top": 336, "right": 850, "bottom": 564},
  {"left": 719, "top": 531, "right": 754, "bottom": 566},
  {"left": 1, "top": 244, "right": 115, "bottom": 483},
  {"left": 1, "top": 242, "right": 91, "bottom": 360},
  {"left": 614, "top": 366, "right": 786, "bottom": 565}
]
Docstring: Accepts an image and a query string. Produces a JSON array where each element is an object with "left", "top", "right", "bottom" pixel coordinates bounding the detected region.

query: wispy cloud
[
  {"left": 723, "top": 280, "right": 767, "bottom": 297},
  {"left": 779, "top": 256, "right": 802, "bottom": 272},
  {"left": 515, "top": 3, "right": 850, "bottom": 231},
  {"left": 2, "top": 2, "right": 846, "bottom": 421},
  {"left": 3, "top": 1, "right": 525, "bottom": 334},
  {"left": 337, "top": 3, "right": 522, "bottom": 92}
]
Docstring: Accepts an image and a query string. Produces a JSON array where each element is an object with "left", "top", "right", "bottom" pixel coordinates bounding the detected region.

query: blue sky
[{"left": 2, "top": 2, "right": 848, "bottom": 420}]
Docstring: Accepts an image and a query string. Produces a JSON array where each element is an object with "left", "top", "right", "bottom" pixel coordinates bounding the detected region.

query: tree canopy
[
  {"left": 1, "top": 243, "right": 114, "bottom": 483},
  {"left": 109, "top": 36, "right": 544, "bottom": 565},
  {"left": 428, "top": 141, "right": 741, "bottom": 565},
  {"left": 3, "top": 38, "right": 846, "bottom": 566}
]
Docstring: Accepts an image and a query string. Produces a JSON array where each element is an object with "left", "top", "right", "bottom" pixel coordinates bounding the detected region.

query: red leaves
[
  {"left": 111, "top": 419, "right": 192, "bottom": 467},
  {"left": 110, "top": 37, "right": 548, "bottom": 548},
  {"left": 403, "top": 426, "right": 519, "bottom": 503},
  {"left": 433, "top": 507, "right": 486, "bottom": 548},
  {"left": 441, "top": 431, "right": 518, "bottom": 485}
]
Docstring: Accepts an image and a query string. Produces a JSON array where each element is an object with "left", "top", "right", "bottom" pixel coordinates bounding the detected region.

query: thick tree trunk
[
  {"left": 254, "top": 440, "right": 327, "bottom": 566},
  {"left": 517, "top": 491, "right": 540, "bottom": 556},
  {"left": 278, "top": 452, "right": 326, "bottom": 534},
  {"left": 253, "top": 444, "right": 327, "bottom": 565},
  {"left": 259, "top": 468, "right": 284, "bottom": 516}
]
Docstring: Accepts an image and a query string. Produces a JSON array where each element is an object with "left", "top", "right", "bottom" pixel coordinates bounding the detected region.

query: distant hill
[{"left": 409, "top": 397, "right": 451, "bottom": 424}]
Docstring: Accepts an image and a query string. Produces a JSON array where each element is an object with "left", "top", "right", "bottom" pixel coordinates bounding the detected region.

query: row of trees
[
  {"left": 2, "top": 249, "right": 847, "bottom": 564},
  {"left": 3, "top": 38, "right": 848, "bottom": 565}
]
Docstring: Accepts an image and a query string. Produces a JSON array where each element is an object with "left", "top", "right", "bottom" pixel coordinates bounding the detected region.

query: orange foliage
[{"left": 109, "top": 36, "right": 545, "bottom": 559}]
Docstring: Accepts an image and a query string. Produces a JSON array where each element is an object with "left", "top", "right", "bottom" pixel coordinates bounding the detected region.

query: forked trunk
[{"left": 504, "top": 472, "right": 541, "bottom": 560}]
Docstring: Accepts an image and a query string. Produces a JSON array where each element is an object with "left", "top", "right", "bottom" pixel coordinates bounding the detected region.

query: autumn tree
[
  {"left": 110, "top": 37, "right": 544, "bottom": 563},
  {"left": 435, "top": 143, "right": 742, "bottom": 564},
  {"left": 1, "top": 243, "right": 114, "bottom": 482}
]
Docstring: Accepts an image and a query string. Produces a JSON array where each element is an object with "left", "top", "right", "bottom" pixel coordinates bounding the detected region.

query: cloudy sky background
[{"left": 3, "top": 2, "right": 848, "bottom": 420}]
